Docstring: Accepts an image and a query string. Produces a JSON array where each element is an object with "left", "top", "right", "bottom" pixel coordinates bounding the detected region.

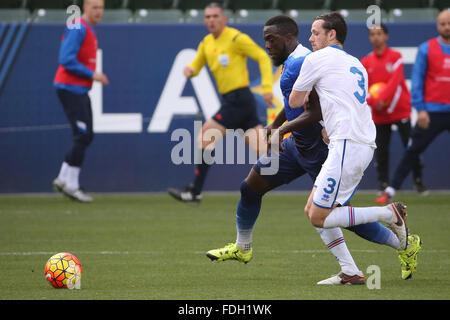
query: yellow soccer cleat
[
  {"left": 206, "top": 243, "right": 252, "bottom": 264},
  {"left": 398, "top": 234, "right": 422, "bottom": 280}
]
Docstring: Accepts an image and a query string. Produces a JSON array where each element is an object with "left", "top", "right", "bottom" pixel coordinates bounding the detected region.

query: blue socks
[
  {"left": 346, "top": 222, "right": 400, "bottom": 249},
  {"left": 235, "top": 181, "right": 262, "bottom": 250}
]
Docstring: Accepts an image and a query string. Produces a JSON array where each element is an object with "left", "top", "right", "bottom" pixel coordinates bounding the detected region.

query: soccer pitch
[{"left": 0, "top": 192, "right": 449, "bottom": 300}]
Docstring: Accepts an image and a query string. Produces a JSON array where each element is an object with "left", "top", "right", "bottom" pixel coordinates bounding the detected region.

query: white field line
[
  {"left": 0, "top": 249, "right": 447, "bottom": 256},
  {"left": 1, "top": 190, "right": 450, "bottom": 197}
]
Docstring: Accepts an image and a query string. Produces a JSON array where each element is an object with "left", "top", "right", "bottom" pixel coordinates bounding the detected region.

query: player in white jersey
[{"left": 288, "top": 13, "right": 415, "bottom": 270}]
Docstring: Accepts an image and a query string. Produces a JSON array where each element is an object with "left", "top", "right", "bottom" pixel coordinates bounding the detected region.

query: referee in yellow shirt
[{"left": 168, "top": 2, "right": 273, "bottom": 204}]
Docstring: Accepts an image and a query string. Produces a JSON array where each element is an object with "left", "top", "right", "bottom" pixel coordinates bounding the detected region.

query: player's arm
[
  {"left": 234, "top": 33, "right": 273, "bottom": 106},
  {"left": 289, "top": 55, "right": 319, "bottom": 108},
  {"left": 411, "top": 42, "right": 430, "bottom": 129},
  {"left": 411, "top": 42, "right": 428, "bottom": 113},
  {"left": 280, "top": 89, "right": 322, "bottom": 135},
  {"left": 377, "top": 54, "right": 405, "bottom": 108},
  {"left": 264, "top": 109, "right": 286, "bottom": 153},
  {"left": 59, "top": 26, "right": 94, "bottom": 79},
  {"left": 186, "top": 40, "right": 207, "bottom": 77},
  {"left": 289, "top": 90, "right": 309, "bottom": 108},
  {"left": 269, "top": 109, "right": 287, "bottom": 129},
  {"left": 269, "top": 89, "right": 322, "bottom": 152}
]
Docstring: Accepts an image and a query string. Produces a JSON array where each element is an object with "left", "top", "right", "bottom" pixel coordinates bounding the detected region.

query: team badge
[{"left": 218, "top": 54, "right": 229, "bottom": 67}]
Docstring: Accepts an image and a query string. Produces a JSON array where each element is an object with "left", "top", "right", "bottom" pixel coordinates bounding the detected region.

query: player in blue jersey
[{"left": 205, "top": 15, "right": 412, "bottom": 284}]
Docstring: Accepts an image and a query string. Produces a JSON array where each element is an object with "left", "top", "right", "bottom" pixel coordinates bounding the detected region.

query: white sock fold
[
  {"left": 57, "top": 162, "right": 70, "bottom": 183},
  {"left": 65, "top": 166, "right": 80, "bottom": 190},
  {"left": 385, "top": 186, "right": 396, "bottom": 197},
  {"left": 323, "top": 205, "right": 394, "bottom": 228},
  {"left": 236, "top": 228, "right": 253, "bottom": 252}
]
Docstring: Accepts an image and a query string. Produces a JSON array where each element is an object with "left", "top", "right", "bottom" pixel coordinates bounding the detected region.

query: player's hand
[
  {"left": 375, "top": 100, "right": 388, "bottom": 111},
  {"left": 264, "top": 123, "right": 274, "bottom": 141},
  {"left": 264, "top": 123, "right": 275, "bottom": 155},
  {"left": 263, "top": 93, "right": 274, "bottom": 108},
  {"left": 321, "top": 128, "right": 330, "bottom": 145},
  {"left": 267, "top": 127, "right": 285, "bottom": 155},
  {"left": 303, "top": 91, "right": 311, "bottom": 106},
  {"left": 417, "top": 110, "right": 430, "bottom": 129},
  {"left": 92, "top": 72, "right": 109, "bottom": 85},
  {"left": 183, "top": 66, "right": 195, "bottom": 78}
]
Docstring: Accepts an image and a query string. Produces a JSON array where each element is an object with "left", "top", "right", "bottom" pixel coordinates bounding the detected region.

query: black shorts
[{"left": 212, "top": 87, "right": 262, "bottom": 131}]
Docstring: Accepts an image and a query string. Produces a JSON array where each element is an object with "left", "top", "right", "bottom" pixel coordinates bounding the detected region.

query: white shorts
[{"left": 313, "top": 139, "right": 374, "bottom": 209}]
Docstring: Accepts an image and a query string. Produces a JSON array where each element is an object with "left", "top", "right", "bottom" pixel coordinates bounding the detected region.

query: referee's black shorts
[{"left": 212, "top": 86, "right": 262, "bottom": 131}]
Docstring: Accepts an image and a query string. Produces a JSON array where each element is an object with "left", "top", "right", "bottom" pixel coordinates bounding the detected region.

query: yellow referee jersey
[{"left": 189, "top": 26, "right": 273, "bottom": 95}]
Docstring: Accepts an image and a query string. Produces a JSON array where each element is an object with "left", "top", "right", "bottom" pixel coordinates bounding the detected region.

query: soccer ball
[
  {"left": 44, "top": 252, "right": 82, "bottom": 289},
  {"left": 369, "top": 82, "right": 387, "bottom": 100}
]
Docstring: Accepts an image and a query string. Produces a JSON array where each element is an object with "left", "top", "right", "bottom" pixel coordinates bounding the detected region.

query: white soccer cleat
[
  {"left": 386, "top": 202, "right": 408, "bottom": 250},
  {"left": 62, "top": 187, "right": 93, "bottom": 203},
  {"left": 52, "top": 178, "right": 65, "bottom": 193},
  {"left": 167, "top": 184, "right": 202, "bottom": 204},
  {"left": 317, "top": 271, "right": 365, "bottom": 285}
]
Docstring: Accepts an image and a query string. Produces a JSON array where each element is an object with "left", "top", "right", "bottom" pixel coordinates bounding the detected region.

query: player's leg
[
  {"left": 167, "top": 117, "right": 226, "bottom": 204},
  {"left": 396, "top": 119, "right": 427, "bottom": 194},
  {"left": 377, "top": 114, "right": 446, "bottom": 203},
  {"left": 374, "top": 123, "right": 391, "bottom": 192},
  {"left": 54, "top": 89, "right": 94, "bottom": 202},
  {"left": 299, "top": 142, "right": 369, "bottom": 284},
  {"left": 193, "top": 118, "right": 226, "bottom": 193},
  {"left": 307, "top": 140, "right": 409, "bottom": 249},
  {"left": 244, "top": 124, "right": 267, "bottom": 157},
  {"left": 307, "top": 183, "right": 403, "bottom": 250},
  {"left": 304, "top": 188, "right": 364, "bottom": 284},
  {"left": 206, "top": 136, "right": 303, "bottom": 263},
  {"left": 168, "top": 89, "right": 255, "bottom": 204}
]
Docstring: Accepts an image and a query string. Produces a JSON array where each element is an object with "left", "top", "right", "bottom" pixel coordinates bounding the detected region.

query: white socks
[
  {"left": 316, "top": 227, "right": 360, "bottom": 275},
  {"left": 323, "top": 205, "right": 395, "bottom": 228},
  {"left": 57, "top": 162, "right": 70, "bottom": 183},
  {"left": 385, "top": 186, "right": 396, "bottom": 197},
  {"left": 57, "top": 162, "right": 80, "bottom": 190},
  {"left": 236, "top": 229, "right": 253, "bottom": 252}
]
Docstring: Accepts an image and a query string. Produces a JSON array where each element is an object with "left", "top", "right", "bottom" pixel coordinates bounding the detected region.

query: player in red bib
[
  {"left": 53, "top": 0, "right": 109, "bottom": 203},
  {"left": 361, "top": 24, "right": 426, "bottom": 194},
  {"left": 377, "top": 10, "right": 450, "bottom": 204}
]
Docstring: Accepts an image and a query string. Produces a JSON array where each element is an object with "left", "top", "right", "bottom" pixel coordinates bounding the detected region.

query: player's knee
[
  {"left": 75, "top": 131, "right": 94, "bottom": 147},
  {"left": 240, "top": 180, "right": 262, "bottom": 204},
  {"left": 197, "top": 135, "right": 215, "bottom": 150},
  {"left": 309, "top": 214, "right": 324, "bottom": 228},
  {"left": 308, "top": 211, "right": 325, "bottom": 228},
  {"left": 304, "top": 204, "right": 310, "bottom": 219}
]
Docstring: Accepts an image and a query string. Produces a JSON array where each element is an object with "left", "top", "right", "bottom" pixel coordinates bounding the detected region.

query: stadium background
[{"left": 0, "top": 0, "right": 449, "bottom": 193}]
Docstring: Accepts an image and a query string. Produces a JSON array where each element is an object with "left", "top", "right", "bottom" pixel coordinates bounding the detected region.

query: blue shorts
[
  {"left": 213, "top": 87, "right": 262, "bottom": 131},
  {"left": 252, "top": 135, "right": 328, "bottom": 187}
]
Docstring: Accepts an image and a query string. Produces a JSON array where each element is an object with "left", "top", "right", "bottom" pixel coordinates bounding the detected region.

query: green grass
[{"left": 0, "top": 192, "right": 449, "bottom": 300}]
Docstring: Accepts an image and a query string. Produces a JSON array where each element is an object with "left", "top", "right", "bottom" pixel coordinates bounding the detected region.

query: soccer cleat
[
  {"left": 167, "top": 184, "right": 202, "bottom": 204},
  {"left": 398, "top": 234, "right": 422, "bottom": 280},
  {"left": 386, "top": 202, "right": 408, "bottom": 250},
  {"left": 206, "top": 243, "right": 252, "bottom": 264},
  {"left": 375, "top": 192, "right": 391, "bottom": 204},
  {"left": 62, "top": 187, "right": 93, "bottom": 203},
  {"left": 53, "top": 178, "right": 65, "bottom": 193},
  {"left": 317, "top": 272, "right": 365, "bottom": 285},
  {"left": 414, "top": 179, "right": 429, "bottom": 196}
]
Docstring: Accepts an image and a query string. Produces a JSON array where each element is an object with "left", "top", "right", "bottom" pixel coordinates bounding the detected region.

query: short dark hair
[
  {"left": 369, "top": 23, "right": 388, "bottom": 35},
  {"left": 265, "top": 15, "right": 299, "bottom": 37},
  {"left": 205, "top": 2, "right": 224, "bottom": 10},
  {"left": 315, "top": 11, "right": 347, "bottom": 44}
]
